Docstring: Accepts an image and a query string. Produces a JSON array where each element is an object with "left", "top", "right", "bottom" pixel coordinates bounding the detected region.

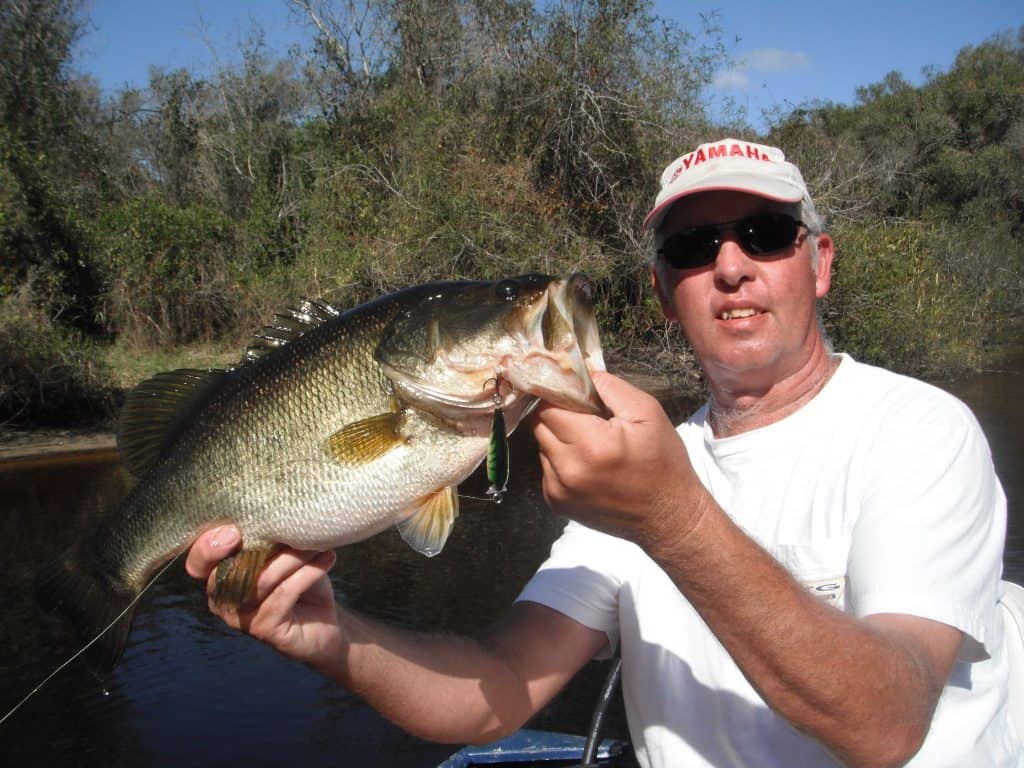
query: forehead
[{"left": 659, "top": 190, "right": 793, "bottom": 233}]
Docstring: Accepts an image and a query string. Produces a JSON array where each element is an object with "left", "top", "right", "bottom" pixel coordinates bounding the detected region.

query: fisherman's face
[{"left": 652, "top": 191, "right": 834, "bottom": 388}]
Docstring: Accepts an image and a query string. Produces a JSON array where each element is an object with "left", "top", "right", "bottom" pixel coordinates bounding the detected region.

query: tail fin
[{"left": 33, "top": 545, "right": 139, "bottom": 672}]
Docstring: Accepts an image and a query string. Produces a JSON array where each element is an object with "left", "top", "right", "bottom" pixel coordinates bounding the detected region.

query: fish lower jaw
[{"left": 503, "top": 356, "right": 601, "bottom": 415}]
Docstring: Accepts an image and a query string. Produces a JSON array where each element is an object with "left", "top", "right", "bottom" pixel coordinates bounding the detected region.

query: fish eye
[{"left": 495, "top": 280, "right": 519, "bottom": 301}]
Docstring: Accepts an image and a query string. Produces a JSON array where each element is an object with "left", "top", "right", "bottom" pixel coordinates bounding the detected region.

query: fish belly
[{"left": 238, "top": 430, "right": 490, "bottom": 550}]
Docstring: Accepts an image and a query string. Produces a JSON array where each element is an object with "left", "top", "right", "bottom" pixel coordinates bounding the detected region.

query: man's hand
[
  {"left": 531, "top": 371, "right": 711, "bottom": 554},
  {"left": 185, "top": 529, "right": 606, "bottom": 746},
  {"left": 185, "top": 527, "right": 343, "bottom": 674}
]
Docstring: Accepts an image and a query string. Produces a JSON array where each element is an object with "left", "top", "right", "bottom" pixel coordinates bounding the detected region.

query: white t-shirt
[{"left": 517, "top": 355, "right": 1020, "bottom": 767}]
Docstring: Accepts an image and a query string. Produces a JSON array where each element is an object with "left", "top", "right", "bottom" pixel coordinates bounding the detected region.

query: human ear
[
  {"left": 814, "top": 233, "right": 835, "bottom": 299},
  {"left": 651, "top": 266, "right": 678, "bottom": 322}
]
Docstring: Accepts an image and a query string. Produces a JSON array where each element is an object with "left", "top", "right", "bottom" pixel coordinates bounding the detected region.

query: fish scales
[{"left": 113, "top": 291, "right": 436, "bottom": 586}]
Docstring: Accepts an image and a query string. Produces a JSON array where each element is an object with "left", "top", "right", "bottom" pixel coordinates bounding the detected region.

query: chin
[{"left": 706, "top": 345, "right": 785, "bottom": 378}]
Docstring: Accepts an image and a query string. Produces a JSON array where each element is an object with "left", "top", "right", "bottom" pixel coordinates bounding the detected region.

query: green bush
[
  {"left": 822, "top": 220, "right": 1003, "bottom": 375},
  {"left": 0, "top": 290, "right": 112, "bottom": 426},
  {"left": 91, "top": 198, "right": 246, "bottom": 345}
]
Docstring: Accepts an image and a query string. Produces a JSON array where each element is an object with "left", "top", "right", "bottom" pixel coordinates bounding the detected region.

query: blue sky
[
  {"left": 677, "top": 1, "right": 1023, "bottom": 127},
  {"left": 75, "top": 1, "right": 1021, "bottom": 131}
]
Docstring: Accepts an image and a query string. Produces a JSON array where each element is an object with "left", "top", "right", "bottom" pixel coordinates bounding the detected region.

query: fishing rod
[{"left": 576, "top": 650, "right": 623, "bottom": 768}]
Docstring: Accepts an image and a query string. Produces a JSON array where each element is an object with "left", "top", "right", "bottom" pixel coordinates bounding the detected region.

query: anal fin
[
  {"left": 212, "top": 546, "right": 277, "bottom": 607},
  {"left": 396, "top": 486, "right": 459, "bottom": 558}
]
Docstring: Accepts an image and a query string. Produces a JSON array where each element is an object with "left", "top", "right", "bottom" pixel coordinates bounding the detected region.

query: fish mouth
[
  {"left": 381, "top": 273, "right": 608, "bottom": 429},
  {"left": 503, "top": 273, "right": 608, "bottom": 416}
]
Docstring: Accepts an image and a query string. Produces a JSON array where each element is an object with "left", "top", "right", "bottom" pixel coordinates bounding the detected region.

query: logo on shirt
[{"left": 803, "top": 575, "right": 846, "bottom": 608}]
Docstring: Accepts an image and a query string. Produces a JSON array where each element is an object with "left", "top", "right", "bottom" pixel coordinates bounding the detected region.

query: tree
[{"left": 0, "top": 0, "right": 103, "bottom": 328}]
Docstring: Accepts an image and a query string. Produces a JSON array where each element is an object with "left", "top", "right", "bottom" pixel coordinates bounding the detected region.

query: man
[{"left": 187, "top": 138, "right": 1019, "bottom": 766}]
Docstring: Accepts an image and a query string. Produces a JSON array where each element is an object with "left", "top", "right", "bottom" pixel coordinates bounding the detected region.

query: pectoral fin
[
  {"left": 212, "top": 546, "right": 277, "bottom": 607},
  {"left": 325, "top": 410, "right": 405, "bottom": 466},
  {"left": 396, "top": 486, "right": 459, "bottom": 557}
]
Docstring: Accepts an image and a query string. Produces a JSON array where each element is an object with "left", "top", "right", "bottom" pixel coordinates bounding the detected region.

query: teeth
[{"left": 720, "top": 308, "right": 758, "bottom": 320}]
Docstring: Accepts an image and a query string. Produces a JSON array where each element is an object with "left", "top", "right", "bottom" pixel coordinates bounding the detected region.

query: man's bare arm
[
  {"left": 652, "top": 503, "right": 961, "bottom": 768},
  {"left": 186, "top": 529, "right": 606, "bottom": 745},
  {"left": 326, "top": 600, "right": 607, "bottom": 744}
]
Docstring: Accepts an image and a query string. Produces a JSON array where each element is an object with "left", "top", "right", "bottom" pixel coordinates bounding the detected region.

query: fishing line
[
  {"left": 0, "top": 550, "right": 185, "bottom": 726},
  {"left": 458, "top": 495, "right": 501, "bottom": 507}
]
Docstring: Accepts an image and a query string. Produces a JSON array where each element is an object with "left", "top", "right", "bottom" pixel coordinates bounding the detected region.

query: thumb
[
  {"left": 591, "top": 371, "right": 654, "bottom": 421},
  {"left": 186, "top": 525, "right": 241, "bottom": 579}
]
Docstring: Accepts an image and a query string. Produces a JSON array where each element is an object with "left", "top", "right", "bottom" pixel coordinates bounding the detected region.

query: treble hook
[{"left": 484, "top": 375, "right": 508, "bottom": 406}]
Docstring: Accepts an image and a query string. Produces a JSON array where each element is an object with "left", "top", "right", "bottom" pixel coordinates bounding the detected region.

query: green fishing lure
[{"left": 486, "top": 378, "right": 510, "bottom": 503}]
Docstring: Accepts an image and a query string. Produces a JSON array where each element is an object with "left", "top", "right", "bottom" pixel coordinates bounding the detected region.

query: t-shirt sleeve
[
  {"left": 847, "top": 388, "right": 1007, "bottom": 662},
  {"left": 515, "top": 520, "right": 631, "bottom": 657}
]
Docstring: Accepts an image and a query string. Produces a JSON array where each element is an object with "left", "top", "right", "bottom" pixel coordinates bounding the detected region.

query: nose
[{"left": 713, "top": 235, "right": 756, "bottom": 288}]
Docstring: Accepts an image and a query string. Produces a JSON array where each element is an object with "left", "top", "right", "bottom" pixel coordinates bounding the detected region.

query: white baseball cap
[{"left": 643, "top": 138, "right": 809, "bottom": 230}]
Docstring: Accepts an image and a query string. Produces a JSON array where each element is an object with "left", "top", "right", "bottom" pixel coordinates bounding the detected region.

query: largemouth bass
[{"left": 36, "top": 273, "right": 606, "bottom": 669}]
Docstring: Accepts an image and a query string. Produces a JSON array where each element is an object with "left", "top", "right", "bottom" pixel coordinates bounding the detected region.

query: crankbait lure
[{"left": 486, "top": 376, "right": 510, "bottom": 503}]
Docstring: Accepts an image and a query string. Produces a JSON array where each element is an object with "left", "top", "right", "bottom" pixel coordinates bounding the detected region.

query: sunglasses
[{"left": 657, "top": 213, "right": 807, "bottom": 271}]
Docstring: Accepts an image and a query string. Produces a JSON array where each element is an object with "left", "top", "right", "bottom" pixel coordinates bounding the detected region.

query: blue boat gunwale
[{"left": 439, "top": 728, "right": 630, "bottom": 767}]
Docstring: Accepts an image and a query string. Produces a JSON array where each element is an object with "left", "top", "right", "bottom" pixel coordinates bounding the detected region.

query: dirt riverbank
[{"left": 0, "top": 427, "right": 117, "bottom": 466}]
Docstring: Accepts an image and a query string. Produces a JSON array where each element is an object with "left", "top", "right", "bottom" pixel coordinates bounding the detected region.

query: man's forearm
[
  {"left": 317, "top": 601, "right": 603, "bottom": 746},
  {"left": 648, "top": 498, "right": 945, "bottom": 768},
  {"left": 315, "top": 606, "right": 529, "bottom": 744}
]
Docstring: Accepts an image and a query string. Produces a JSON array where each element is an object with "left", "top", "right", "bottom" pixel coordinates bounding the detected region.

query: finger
[
  {"left": 204, "top": 548, "right": 331, "bottom": 629},
  {"left": 246, "top": 552, "right": 338, "bottom": 636},
  {"left": 530, "top": 407, "right": 561, "bottom": 448},
  {"left": 186, "top": 525, "right": 241, "bottom": 579},
  {"left": 202, "top": 547, "right": 323, "bottom": 610},
  {"left": 254, "top": 548, "right": 331, "bottom": 606},
  {"left": 531, "top": 372, "right": 645, "bottom": 435},
  {"left": 588, "top": 372, "right": 652, "bottom": 421},
  {"left": 532, "top": 400, "right": 605, "bottom": 445},
  {"left": 537, "top": 450, "right": 569, "bottom": 495},
  {"left": 264, "top": 550, "right": 337, "bottom": 613},
  {"left": 537, "top": 450, "right": 555, "bottom": 484}
]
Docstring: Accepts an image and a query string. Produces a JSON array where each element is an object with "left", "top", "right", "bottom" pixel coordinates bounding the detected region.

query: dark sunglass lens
[
  {"left": 740, "top": 214, "right": 800, "bottom": 255},
  {"left": 660, "top": 227, "right": 719, "bottom": 270}
]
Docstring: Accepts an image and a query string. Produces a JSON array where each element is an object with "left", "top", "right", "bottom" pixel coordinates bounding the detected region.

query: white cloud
[
  {"left": 712, "top": 48, "right": 810, "bottom": 90},
  {"left": 712, "top": 69, "right": 750, "bottom": 89},
  {"left": 741, "top": 48, "right": 811, "bottom": 73}
]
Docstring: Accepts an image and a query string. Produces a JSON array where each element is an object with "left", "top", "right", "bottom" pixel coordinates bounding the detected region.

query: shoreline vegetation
[{"left": 2, "top": 2, "right": 1022, "bottom": 432}]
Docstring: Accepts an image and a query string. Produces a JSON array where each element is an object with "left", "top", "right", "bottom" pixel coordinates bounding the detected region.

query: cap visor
[{"left": 643, "top": 180, "right": 805, "bottom": 230}]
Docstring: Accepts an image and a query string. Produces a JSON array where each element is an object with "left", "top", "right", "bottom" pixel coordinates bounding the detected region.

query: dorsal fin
[
  {"left": 241, "top": 298, "right": 341, "bottom": 364},
  {"left": 117, "top": 368, "right": 226, "bottom": 478}
]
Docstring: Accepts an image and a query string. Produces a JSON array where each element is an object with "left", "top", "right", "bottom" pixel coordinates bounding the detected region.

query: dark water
[
  {"left": 0, "top": 430, "right": 626, "bottom": 768},
  {"left": 0, "top": 372, "right": 1019, "bottom": 767},
  {"left": 941, "top": 360, "right": 1024, "bottom": 585}
]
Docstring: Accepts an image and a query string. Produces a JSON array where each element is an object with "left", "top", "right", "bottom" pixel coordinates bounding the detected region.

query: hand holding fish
[
  {"left": 532, "top": 372, "right": 711, "bottom": 556},
  {"left": 185, "top": 527, "right": 344, "bottom": 672}
]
